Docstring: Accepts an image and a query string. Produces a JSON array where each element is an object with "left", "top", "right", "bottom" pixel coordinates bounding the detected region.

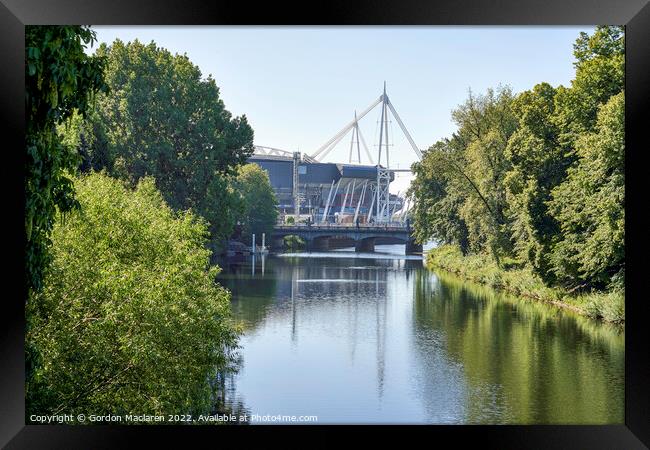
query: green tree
[
  {"left": 410, "top": 26, "right": 625, "bottom": 317},
  {"left": 548, "top": 92, "right": 625, "bottom": 290},
  {"left": 503, "top": 82, "right": 566, "bottom": 282},
  {"left": 455, "top": 87, "right": 517, "bottom": 261},
  {"left": 409, "top": 86, "right": 517, "bottom": 263},
  {"left": 77, "top": 39, "right": 254, "bottom": 248},
  {"left": 26, "top": 172, "right": 239, "bottom": 418},
  {"left": 408, "top": 140, "right": 470, "bottom": 253},
  {"left": 25, "top": 26, "right": 107, "bottom": 293},
  {"left": 553, "top": 26, "right": 624, "bottom": 149},
  {"left": 503, "top": 26, "right": 624, "bottom": 286},
  {"left": 234, "top": 163, "right": 279, "bottom": 245}
]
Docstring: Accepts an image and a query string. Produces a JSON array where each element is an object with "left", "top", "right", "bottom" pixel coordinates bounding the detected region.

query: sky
[{"left": 90, "top": 26, "right": 594, "bottom": 194}]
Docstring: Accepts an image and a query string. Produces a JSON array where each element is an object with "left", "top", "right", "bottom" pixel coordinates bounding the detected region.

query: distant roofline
[{"left": 249, "top": 154, "right": 387, "bottom": 170}]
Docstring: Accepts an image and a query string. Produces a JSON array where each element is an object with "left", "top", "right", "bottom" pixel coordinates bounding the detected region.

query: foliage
[
  {"left": 67, "top": 39, "right": 255, "bottom": 248},
  {"left": 504, "top": 25, "right": 624, "bottom": 288},
  {"left": 548, "top": 92, "right": 625, "bottom": 289},
  {"left": 409, "top": 86, "right": 517, "bottom": 261},
  {"left": 284, "top": 235, "right": 306, "bottom": 250},
  {"left": 503, "top": 82, "right": 567, "bottom": 283},
  {"left": 410, "top": 141, "right": 470, "bottom": 252},
  {"left": 26, "top": 173, "right": 240, "bottom": 419},
  {"left": 582, "top": 289, "right": 625, "bottom": 324},
  {"left": 426, "top": 245, "right": 555, "bottom": 301},
  {"left": 233, "top": 163, "right": 279, "bottom": 245},
  {"left": 411, "top": 26, "right": 624, "bottom": 319},
  {"left": 553, "top": 26, "right": 624, "bottom": 147},
  {"left": 25, "top": 26, "right": 107, "bottom": 293}
]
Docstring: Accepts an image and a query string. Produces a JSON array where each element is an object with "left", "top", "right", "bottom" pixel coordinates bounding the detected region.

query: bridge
[{"left": 271, "top": 222, "right": 422, "bottom": 254}]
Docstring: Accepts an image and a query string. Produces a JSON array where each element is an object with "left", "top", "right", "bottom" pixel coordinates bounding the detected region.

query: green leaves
[
  {"left": 573, "top": 26, "right": 624, "bottom": 68},
  {"left": 75, "top": 39, "right": 254, "bottom": 248},
  {"left": 409, "top": 86, "right": 516, "bottom": 260},
  {"left": 233, "top": 163, "right": 279, "bottom": 245},
  {"left": 548, "top": 93, "right": 625, "bottom": 289},
  {"left": 410, "top": 26, "right": 625, "bottom": 297},
  {"left": 26, "top": 26, "right": 107, "bottom": 293},
  {"left": 26, "top": 173, "right": 239, "bottom": 418}
]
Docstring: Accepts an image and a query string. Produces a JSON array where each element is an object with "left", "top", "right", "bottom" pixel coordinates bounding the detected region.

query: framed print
[{"left": 1, "top": 0, "right": 648, "bottom": 448}]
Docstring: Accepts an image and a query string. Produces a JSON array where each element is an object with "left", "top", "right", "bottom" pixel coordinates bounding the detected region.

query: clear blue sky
[{"left": 90, "top": 26, "right": 593, "bottom": 193}]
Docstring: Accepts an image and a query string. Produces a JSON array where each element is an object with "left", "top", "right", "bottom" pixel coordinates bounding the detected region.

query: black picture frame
[{"left": 1, "top": 1, "right": 648, "bottom": 447}]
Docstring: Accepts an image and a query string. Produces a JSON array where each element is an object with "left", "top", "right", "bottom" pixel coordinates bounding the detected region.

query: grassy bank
[{"left": 425, "top": 245, "right": 624, "bottom": 324}]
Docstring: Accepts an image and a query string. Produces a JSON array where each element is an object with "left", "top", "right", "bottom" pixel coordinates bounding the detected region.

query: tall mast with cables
[
  {"left": 375, "top": 82, "right": 391, "bottom": 222},
  {"left": 308, "top": 83, "right": 422, "bottom": 223}
]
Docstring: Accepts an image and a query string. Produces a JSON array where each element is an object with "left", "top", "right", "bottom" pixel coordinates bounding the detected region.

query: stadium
[{"left": 249, "top": 147, "right": 403, "bottom": 224}]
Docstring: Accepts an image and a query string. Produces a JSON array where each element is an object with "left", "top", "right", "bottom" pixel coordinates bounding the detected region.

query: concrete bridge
[{"left": 271, "top": 223, "right": 422, "bottom": 254}]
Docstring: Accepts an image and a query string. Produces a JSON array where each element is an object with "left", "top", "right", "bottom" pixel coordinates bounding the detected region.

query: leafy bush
[
  {"left": 583, "top": 290, "right": 625, "bottom": 324},
  {"left": 284, "top": 234, "right": 305, "bottom": 250},
  {"left": 26, "top": 172, "right": 240, "bottom": 420}
]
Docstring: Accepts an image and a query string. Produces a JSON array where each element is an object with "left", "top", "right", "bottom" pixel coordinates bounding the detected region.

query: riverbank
[{"left": 425, "top": 245, "right": 624, "bottom": 324}]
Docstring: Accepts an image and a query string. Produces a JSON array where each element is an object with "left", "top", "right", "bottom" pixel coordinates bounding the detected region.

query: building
[{"left": 248, "top": 148, "right": 402, "bottom": 224}]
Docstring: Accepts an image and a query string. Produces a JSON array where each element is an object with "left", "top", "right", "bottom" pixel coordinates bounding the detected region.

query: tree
[
  {"left": 410, "top": 26, "right": 625, "bottom": 303},
  {"left": 548, "top": 93, "right": 625, "bottom": 290},
  {"left": 503, "top": 26, "right": 624, "bottom": 286},
  {"left": 503, "top": 82, "right": 567, "bottom": 283},
  {"left": 233, "top": 163, "right": 279, "bottom": 245},
  {"left": 26, "top": 172, "right": 239, "bottom": 418},
  {"left": 455, "top": 87, "right": 517, "bottom": 261},
  {"left": 408, "top": 140, "right": 470, "bottom": 253},
  {"left": 553, "top": 26, "right": 624, "bottom": 149},
  {"left": 25, "top": 26, "right": 107, "bottom": 293},
  {"left": 76, "top": 39, "right": 254, "bottom": 248},
  {"left": 409, "top": 86, "right": 517, "bottom": 263}
]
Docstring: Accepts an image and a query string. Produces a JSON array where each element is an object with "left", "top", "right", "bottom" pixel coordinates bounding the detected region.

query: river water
[{"left": 216, "top": 245, "right": 624, "bottom": 424}]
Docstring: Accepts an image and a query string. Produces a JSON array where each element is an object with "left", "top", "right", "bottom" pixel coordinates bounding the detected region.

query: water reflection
[
  {"left": 215, "top": 246, "right": 623, "bottom": 424},
  {"left": 413, "top": 270, "right": 624, "bottom": 423}
]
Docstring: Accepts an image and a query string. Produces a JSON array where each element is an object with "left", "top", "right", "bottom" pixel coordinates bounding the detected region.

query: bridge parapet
[
  {"left": 274, "top": 222, "right": 409, "bottom": 232},
  {"left": 271, "top": 222, "right": 420, "bottom": 254}
]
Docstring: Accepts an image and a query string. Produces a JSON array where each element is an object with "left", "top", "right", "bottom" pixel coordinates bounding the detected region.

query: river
[{"left": 215, "top": 245, "right": 624, "bottom": 424}]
